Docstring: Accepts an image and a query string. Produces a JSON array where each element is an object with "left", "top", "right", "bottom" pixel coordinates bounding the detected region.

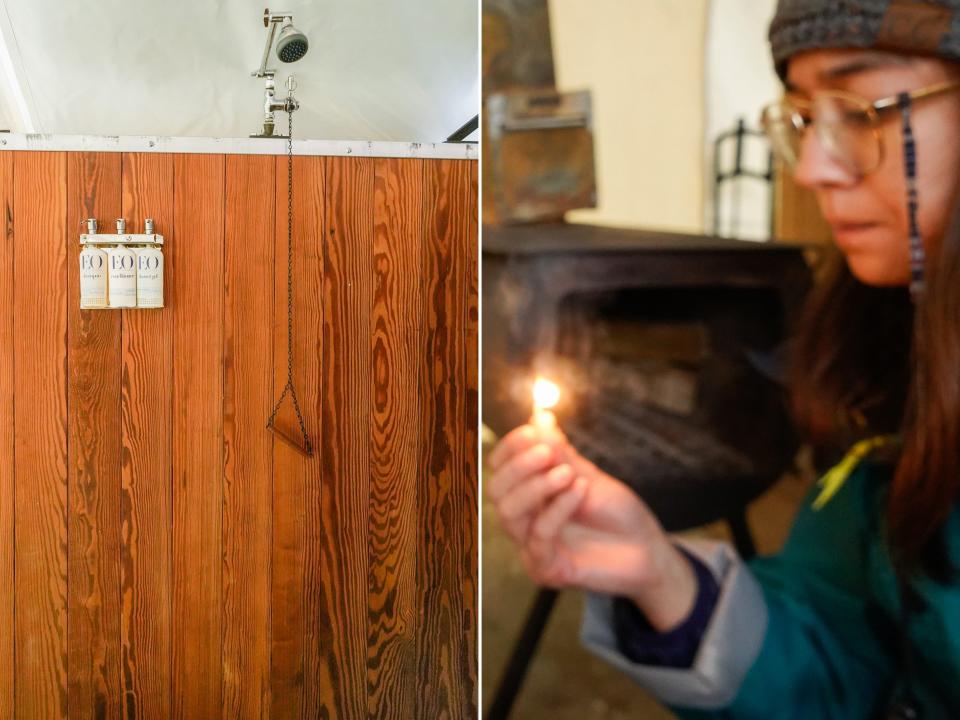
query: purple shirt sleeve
[{"left": 611, "top": 544, "right": 720, "bottom": 668}]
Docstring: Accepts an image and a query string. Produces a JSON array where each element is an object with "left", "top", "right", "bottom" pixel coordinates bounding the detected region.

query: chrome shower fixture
[
  {"left": 253, "top": 8, "right": 309, "bottom": 78},
  {"left": 251, "top": 8, "right": 307, "bottom": 137},
  {"left": 276, "top": 21, "right": 309, "bottom": 63}
]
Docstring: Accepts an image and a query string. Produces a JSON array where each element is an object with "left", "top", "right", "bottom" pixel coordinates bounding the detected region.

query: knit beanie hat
[{"left": 769, "top": 0, "right": 960, "bottom": 80}]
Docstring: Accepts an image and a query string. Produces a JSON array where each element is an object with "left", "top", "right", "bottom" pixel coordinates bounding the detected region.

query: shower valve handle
[{"left": 283, "top": 75, "right": 299, "bottom": 113}]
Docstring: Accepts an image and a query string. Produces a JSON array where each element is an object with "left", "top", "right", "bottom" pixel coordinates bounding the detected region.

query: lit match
[{"left": 531, "top": 376, "right": 561, "bottom": 430}]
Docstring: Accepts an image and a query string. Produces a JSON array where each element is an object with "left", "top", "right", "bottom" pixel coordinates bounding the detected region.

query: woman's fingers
[
  {"left": 560, "top": 446, "right": 603, "bottom": 481},
  {"left": 486, "top": 442, "right": 555, "bottom": 502},
  {"left": 496, "top": 464, "right": 575, "bottom": 541},
  {"left": 488, "top": 424, "right": 538, "bottom": 470},
  {"left": 522, "top": 478, "right": 588, "bottom": 587},
  {"left": 501, "top": 515, "right": 530, "bottom": 547},
  {"left": 529, "top": 476, "right": 587, "bottom": 543},
  {"left": 488, "top": 419, "right": 571, "bottom": 471}
]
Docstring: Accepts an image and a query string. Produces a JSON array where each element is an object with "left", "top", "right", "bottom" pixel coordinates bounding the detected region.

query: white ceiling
[{"left": 0, "top": 0, "right": 479, "bottom": 142}]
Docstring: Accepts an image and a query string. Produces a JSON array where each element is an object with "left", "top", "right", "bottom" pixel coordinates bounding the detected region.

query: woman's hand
[{"left": 486, "top": 412, "right": 699, "bottom": 632}]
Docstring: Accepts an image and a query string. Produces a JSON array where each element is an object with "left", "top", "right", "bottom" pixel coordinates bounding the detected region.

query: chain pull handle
[{"left": 266, "top": 107, "right": 313, "bottom": 457}]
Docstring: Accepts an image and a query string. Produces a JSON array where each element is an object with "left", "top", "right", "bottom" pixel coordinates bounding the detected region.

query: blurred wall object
[
  {"left": 482, "top": 0, "right": 556, "bottom": 93},
  {"left": 482, "top": 0, "right": 597, "bottom": 224},
  {"left": 711, "top": 117, "right": 774, "bottom": 239},
  {"left": 704, "top": 0, "right": 778, "bottom": 240},
  {"left": 484, "top": 88, "right": 597, "bottom": 223}
]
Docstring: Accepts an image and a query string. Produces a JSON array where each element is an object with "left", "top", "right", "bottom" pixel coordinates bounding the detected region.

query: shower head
[
  {"left": 253, "top": 8, "right": 309, "bottom": 77},
  {"left": 276, "top": 21, "right": 308, "bottom": 63}
]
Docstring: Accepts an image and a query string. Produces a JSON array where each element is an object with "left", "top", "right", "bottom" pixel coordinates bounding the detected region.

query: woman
[{"left": 487, "top": 1, "right": 960, "bottom": 717}]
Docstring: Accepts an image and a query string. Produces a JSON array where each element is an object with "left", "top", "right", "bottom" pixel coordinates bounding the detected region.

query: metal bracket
[
  {"left": 81, "top": 233, "right": 164, "bottom": 246},
  {"left": 487, "top": 89, "right": 593, "bottom": 141},
  {"left": 252, "top": 8, "right": 295, "bottom": 78}
]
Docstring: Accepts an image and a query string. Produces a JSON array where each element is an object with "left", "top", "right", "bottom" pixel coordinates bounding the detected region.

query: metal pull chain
[{"left": 266, "top": 104, "right": 313, "bottom": 456}]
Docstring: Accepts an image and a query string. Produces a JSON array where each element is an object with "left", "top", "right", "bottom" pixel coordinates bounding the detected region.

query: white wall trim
[{"left": 0, "top": 133, "right": 478, "bottom": 159}]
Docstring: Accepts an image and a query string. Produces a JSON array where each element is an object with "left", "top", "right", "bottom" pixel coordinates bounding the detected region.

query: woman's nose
[{"left": 792, "top": 126, "right": 859, "bottom": 190}]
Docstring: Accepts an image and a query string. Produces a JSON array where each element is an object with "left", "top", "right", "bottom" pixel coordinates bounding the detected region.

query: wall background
[
  {"left": 546, "top": 0, "right": 785, "bottom": 238},
  {"left": 0, "top": 0, "right": 478, "bottom": 142},
  {"left": 548, "top": 0, "right": 709, "bottom": 232}
]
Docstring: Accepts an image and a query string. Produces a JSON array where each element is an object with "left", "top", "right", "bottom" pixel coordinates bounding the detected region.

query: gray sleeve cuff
[{"left": 579, "top": 538, "right": 768, "bottom": 710}]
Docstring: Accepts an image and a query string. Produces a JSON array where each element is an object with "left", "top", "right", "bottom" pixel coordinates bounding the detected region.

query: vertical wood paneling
[
  {"left": 13, "top": 151, "right": 69, "bottom": 719},
  {"left": 298, "top": 164, "right": 327, "bottom": 720},
  {"left": 120, "top": 152, "right": 174, "bottom": 720},
  {"left": 0, "top": 148, "right": 476, "bottom": 720},
  {"left": 463, "top": 160, "right": 480, "bottom": 716},
  {"left": 417, "top": 159, "right": 473, "bottom": 720},
  {"left": 66, "top": 152, "right": 123, "bottom": 720},
  {"left": 269, "top": 154, "right": 323, "bottom": 720},
  {"left": 222, "top": 154, "right": 274, "bottom": 719},
  {"left": 367, "top": 158, "right": 423, "bottom": 719},
  {"left": 0, "top": 150, "right": 14, "bottom": 719},
  {"left": 319, "top": 156, "right": 373, "bottom": 719},
  {"left": 171, "top": 153, "right": 225, "bottom": 719}
]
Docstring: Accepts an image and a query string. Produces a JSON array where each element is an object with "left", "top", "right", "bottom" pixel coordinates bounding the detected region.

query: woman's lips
[{"left": 830, "top": 221, "right": 880, "bottom": 247}]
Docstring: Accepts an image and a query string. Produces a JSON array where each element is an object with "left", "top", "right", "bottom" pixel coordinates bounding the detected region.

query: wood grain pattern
[
  {"left": 0, "top": 149, "right": 13, "bottom": 719},
  {"left": 120, "top": 152, "right": 174, "bottom": 720},
  {"left": 66, "top": 152, "right": 123, "bottom": 720},
  {"left": 0, "top": 149, "right": 476, "bottom": 720},
  {"left": 13, "top": 151, "right": 69, "bottom": 719},
  {"left": 298, "top": 158, "right": 326, "bottom": 719},
  {"left": 171, "top": 153, "right": 225, "bottom": 719},
  {"left": 319, "top": 156, "right": 373, "bottom": 719},
  {"left": 417, "top": 159, "right": 474, "bottom": 720},
  {"left": 367, "top": 158, "right": 423, "bottom": 720},
  {"left": 223, "top": 154, "right": 274, "bottom": 719},
  {"left": 270, "top": 154, "right": 323, "bottom": 720},
  {"left": 463, "top": 160, "right": 480, "bottom": 717}
]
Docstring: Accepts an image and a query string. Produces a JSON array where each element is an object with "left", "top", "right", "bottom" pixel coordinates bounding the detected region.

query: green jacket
[{"left": 581, "top": 460, "right": 960, "bottom": 718}]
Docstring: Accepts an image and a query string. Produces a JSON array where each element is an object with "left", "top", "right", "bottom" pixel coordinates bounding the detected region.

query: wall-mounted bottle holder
[{"left": 79, "top": 218, "right": 165, "bottom": 310}]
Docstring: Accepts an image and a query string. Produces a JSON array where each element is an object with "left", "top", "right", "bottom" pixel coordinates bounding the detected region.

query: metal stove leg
[{"left": 485, "top": 587, "right": 559, "bottom": 720}]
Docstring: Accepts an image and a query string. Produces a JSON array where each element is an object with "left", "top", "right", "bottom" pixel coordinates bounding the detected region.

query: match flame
[{"left": 532, "top": 376, "right": 561, "bottom": 411}]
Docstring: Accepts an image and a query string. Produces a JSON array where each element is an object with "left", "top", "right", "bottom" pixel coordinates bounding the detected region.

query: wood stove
[{"left": 483, "top": 221, "right": 815, "bottom": 530}]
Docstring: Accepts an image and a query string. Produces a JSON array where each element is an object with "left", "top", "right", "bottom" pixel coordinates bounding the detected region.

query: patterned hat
[{"left": 769, "top": 0, "right": 960, "bottom": 79}]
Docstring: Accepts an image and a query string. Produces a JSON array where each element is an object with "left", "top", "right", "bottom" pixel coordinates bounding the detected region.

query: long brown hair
[{"left": 789, "top": 202, "right": 960, "bottom": 581}]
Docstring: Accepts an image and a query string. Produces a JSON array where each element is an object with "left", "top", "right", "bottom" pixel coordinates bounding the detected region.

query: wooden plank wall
[
  {"left": 0, "top": 151, "right": 14, "bottom": 720},
  {"left": 0, "top": 150, "right": 478, "bottom": 720}
]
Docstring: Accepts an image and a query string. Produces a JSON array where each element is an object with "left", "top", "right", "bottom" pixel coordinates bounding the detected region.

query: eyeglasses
[{"left": 759, "top": 80, "right": 960, "bottom": 177}]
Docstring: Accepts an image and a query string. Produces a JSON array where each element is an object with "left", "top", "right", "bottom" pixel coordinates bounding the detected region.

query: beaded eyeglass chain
[{"left": 897, "top": 92, "right": 925, "bottom": 301}]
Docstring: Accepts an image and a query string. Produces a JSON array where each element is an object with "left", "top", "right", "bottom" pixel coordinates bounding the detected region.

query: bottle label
[
  {"left": 81, "top": 254, "right": 104, "bottom": 270},
  {"left": 111, "top": 254, "right": 135, "bottom": 271},
  {"left": 138, "top": 255, "right": 161, "bottom": 271},
  {"left": 109, "top": 251, "right": 137, "bottom": 306},
  {"left": 137, "top": 252, "right": 164, "bottom": 308},
  {"left": 80, "top": 250, "right": 107, "bottom": 308}
]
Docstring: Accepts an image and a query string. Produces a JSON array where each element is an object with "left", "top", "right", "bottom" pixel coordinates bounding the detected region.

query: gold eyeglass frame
[{"left": 759, "top": 79, "right": 960, "bottom": 176}]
